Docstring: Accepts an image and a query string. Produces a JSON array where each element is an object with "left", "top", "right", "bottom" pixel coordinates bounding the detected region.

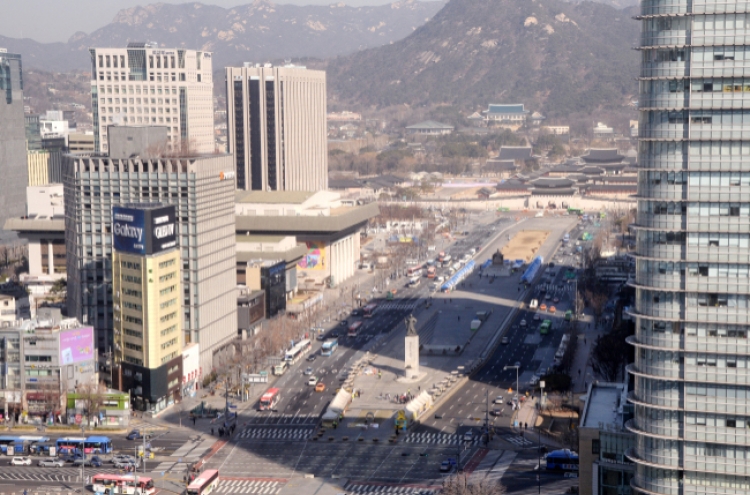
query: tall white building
[
  {"left": 89, "top": 43, "right": 215, "bottom": 155},
  {"left": 226, "top": 65, "right": 327, "bottom": 192},
  {"left": 628, "top": 3, "right": 750, "bottom": 495}
]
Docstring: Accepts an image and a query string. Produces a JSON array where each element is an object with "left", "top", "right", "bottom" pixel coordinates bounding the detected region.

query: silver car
[{"left": 38, "top": 458, "right": 65, "bottom": 467}]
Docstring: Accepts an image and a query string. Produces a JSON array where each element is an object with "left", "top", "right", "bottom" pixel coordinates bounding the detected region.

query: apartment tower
[
  {"left": 111, "top": 204, "right": 182, "bottom": 412},
  {"left": 628, "top": 4, "right": 750, "bottom": 495},
  {"left": 89, "top": 43, "right": 214, "bottom": 155},
  {"left": 0, "top": 49, "right": 28, "bottom": 240},
  {"left": 226, "top": 64, "right": 327, "bottom": 191},
  {"left": 64, "top": 129, "right": 237, "bottom": 372}
]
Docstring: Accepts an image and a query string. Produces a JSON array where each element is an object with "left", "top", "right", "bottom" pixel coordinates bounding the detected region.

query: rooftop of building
[
  {"left": 236, "top": 201, "right": 379, "bottom": 235},
  {"left": 580, "top": 381, "right": 628, "bottom": 429},
  {"left": 235, "top": 190, "right": 319, "bottom": 204},
  {"left": 498, "top": 146, "right": 533, "bottom": 161},
  {"left": 236, "top": 234, "right": 289, "bottom": 243},
  {"left": 3, "top": 216, "right": 65, "bottom": 233},
  {"left": 485, "top": 104, "right": 527, "bottom": 114}
]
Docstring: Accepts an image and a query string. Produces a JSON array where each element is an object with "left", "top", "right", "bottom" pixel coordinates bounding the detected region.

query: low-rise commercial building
[
  {"left": 235, "top": 190, "right": 378, "bottom": 289},
  {"left": 579, "top": 382, "right": 635, "bottom": 495},
  {"left": 0, "top": 309, "right": 98, "bottom": 424}
]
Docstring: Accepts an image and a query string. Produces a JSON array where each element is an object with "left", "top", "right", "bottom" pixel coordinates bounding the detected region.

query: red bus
[
  {"left": 187, "top": 469, "right": 220, "bottom": 495},
  {"left": 259, "top": 388, "right": 281, "bottom": 411},
  {"left": 92, "top": 473, "right": 156, "bottom": 495},
  {"left": 407, "top": 264, "right": 423, "bottom": 276},
  {"left": 426, "top": 266, "right": 436, "bottom": 279},
  {"left": 363, "top": 303, "right": 378, "bottom": 318},
  {"left": 348, "top": 321, "right": 363, "bottom": 337}
]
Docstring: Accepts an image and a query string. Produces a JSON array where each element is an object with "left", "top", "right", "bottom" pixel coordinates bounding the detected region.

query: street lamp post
[
  {"left": 504, "top": 365, "right": 520, "bottom": 407},
  {"left": 538, "top": 380, "right": 545, "bottom": 495},
  {"left": 80, "top": 426, "right": 85, "bottom": 491}
]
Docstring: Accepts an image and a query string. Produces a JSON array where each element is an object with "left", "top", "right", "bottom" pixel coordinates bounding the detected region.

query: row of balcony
[
  {"left": 640, "top": 125, "right": 750, "bottom": 141},
  {"left": 634, "top": 272, "right": 750, "bottom": 292},
  {"left": 635, "top": 244, "right": 750, "bottom": 263},
  {"left": 631, "top": 304, "right": 750, "bottom": 324},
  {"left": 636, "top": 185, "right": 750, "bottom": 202},
  {"left": 629, "top": 390, "right": 750, "bottom": 415},
  {"left": 639, "top": 64, "right": 750, "bottom": 81},
  {"left": 627, "top": 418, "right": 750, "bottom": 447},
  {"left": 640, "top": 94, "right": 750, "bottom": 111},
  {"left": 637, "top": 159, "right": 750, "bottom": 173},
  {"left": 630, "top": 333, "right": 750, "bottom": 354},
  {"left": 640, "top": 1, "right": 750, "bottom": 16}
]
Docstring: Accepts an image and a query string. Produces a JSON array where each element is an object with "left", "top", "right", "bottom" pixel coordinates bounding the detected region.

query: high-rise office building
[
  {"left": 64, "top": 129, "right": 237, "bottom": 372},
  {"left": 628, "top": 5, "right": 750, "bottom": 494},
  {"left": 226, "top": 65, "right": 327, "bottom": 191},
  {"left": 88, "top": 43, "right": 215, "bottom": 155},
  {"left": 112, "top": 203, "right": 183, "bottom": 412},
  {"left": 0, "top": 49, "right": 29, "bottom": 241}
]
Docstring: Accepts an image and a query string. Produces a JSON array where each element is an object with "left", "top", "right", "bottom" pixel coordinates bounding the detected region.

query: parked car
[
  {"left": 10, "top": 456, "right": 32, "bottom": 466},
  {"left": 38, "top": 458, "right": 65, "bottom": 467}
]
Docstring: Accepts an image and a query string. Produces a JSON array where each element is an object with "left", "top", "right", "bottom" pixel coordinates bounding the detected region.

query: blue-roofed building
[{"left": 483, "top": 104, "right": 529, "bottom": 126}]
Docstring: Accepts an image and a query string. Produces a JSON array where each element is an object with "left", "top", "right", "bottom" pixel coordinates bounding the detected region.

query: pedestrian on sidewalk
[
  {"left": 211, "top": 427, "right": 214, "bottom": 435},
  {"left": 584, "top": 337, "right": 587, "bottom": 346},
  {"left": 192, "top": 416, "right": 196, "bottom": 426}
]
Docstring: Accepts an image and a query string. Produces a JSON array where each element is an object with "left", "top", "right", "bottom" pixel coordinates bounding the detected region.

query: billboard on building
[
  {"left": 113, "top": 204, "right": 177, "bottom": 255},
  {"left": 298, "top": 242, "right": 327, "bottom": 271},
  {"left": 59, "top": 327, "right": 95, "bottom": 365}
]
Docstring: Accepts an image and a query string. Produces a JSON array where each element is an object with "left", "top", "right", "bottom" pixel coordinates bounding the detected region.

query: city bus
[
  {"left": 56, "top": 437, "right": 86, "bottom": 454},
  {"left": 407, "top": 265, "right": 423, "bottom": 277},
  {"left": 92, "top": 473, "right": 157, "bottom": 495},
  {"left": 348, "top": 321, "right": 363, "bottom": 337},
  {"left": 273, "top": 361, "right": 288, "bottom": 376},
  {"left": 187, "top": 469, "right": 220, "bottom": 495},
  {"left": 545, "top": 449, "right": 579, "bottom": 471},
  {"left": 540, "top": 320, "right": 552, "bottom": 335},
  {"left": 84, "top": 436, "right": 113, "bottom": 454},
  {"left": 259, "top": 388, "right": 281, "bottom": 411},
  {"left": 363, "top": 303, "right": 378, "bottom": 318},
  {"left": 284, "top": 339, "right": 312, "bottom": 364},
  {"left": 321, "top": 338, "right": 339, "bottom": 356},
  {"left": 0, "top": 435, "right": 50, "bottom": 454},
  {"left": 567, "top": 208, "right": 583, "bottom": 216},
  {"left": 442, "top": 255, "right": 453, "bottom": 267}
]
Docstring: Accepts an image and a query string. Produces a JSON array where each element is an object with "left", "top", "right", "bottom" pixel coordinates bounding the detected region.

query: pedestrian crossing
[
  {"left": 402, "top": 432, "right": 480, "bottom": 446},
  {"left": 0, "top": 466, "right": 121, "bottom": 482},
  {"left": 502, "top": 434, "right": 536, "bottom": 447},
  {"left": 377, "top": 301, "right": 419, "bottom": 312},
  {"left": 215, "top": 479, "right": 284, "bottom": 494},
  {"left": 343, "top": 482, "right": 436, "bottom": 495},
  {"left": 238, "top": 426, "right": 315, "bottom": 441},
  {"left": 246, "top": 414, "right": 319, "bottom": 426}
]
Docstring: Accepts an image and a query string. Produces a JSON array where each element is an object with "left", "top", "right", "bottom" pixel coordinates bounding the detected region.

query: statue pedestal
[{"left": 404, "top": 334, "right": 419, "bottom": 378}]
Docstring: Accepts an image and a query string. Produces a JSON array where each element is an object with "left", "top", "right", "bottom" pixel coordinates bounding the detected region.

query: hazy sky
[{"left": 1, "top": 0, "right": 402, "bottom": 43}]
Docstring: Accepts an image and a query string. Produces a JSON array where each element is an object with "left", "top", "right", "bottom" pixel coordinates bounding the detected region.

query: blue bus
[
  {"left": 0, "top": 435, "right": 50, "bottom": 454},
  {"left": 84, "top": 436, "right": 113, "bottom": 454},
  {"left": 57, "top": 436, "right": 85, "bottom": 454},
  {"left": 321, "top": 338, "right": 339, "bottom": 356},
  {"left": 546, "top": 449, "right": 579, "bottom": 471}
]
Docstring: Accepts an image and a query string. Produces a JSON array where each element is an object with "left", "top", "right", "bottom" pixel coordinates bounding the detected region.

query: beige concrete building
[
  {"left": 27, "top": 150, "right": 63, "bottom": 186},
  {"left": 88, "top": 43, "right": 215, "bottom": 155},
  {"left": 226, "top": 64, "right": 327, "bottom": 192},
  {"left": 67, "top": 133, "right": 95, "bottom": 153}
]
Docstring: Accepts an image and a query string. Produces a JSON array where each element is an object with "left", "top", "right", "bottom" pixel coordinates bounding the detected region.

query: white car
[
  {"left": 519, "top": 319, "right": 527, "bottom": 327},
  {"left": 463, "top": 430, "right": 474, "bottom": 442},
  {"left": 494, "top": 395, "right": 504, "bottom": 404},
  {"left": 308, "top": 376, "right": 318, "bottom": 386},
  {"left": 10, "top": 456, "right": 32, "bottom": 466}
]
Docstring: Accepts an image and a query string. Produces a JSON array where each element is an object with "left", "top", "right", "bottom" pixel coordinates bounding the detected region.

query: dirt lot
[{"left": 501, "top": 230, "right": 550, "bottom": 263}]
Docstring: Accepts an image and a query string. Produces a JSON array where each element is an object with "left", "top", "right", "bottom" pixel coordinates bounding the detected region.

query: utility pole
[
  {"left": 538, "top": 381, "right": 545, "bottom": 495},
  {"left": 80, "top": 426, "right": 85, "bottom": 491}
]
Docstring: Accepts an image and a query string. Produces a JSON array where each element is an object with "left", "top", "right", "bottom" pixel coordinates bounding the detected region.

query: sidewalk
[{"left": 569, "top": 311, "right": 605, "bottom": 394}]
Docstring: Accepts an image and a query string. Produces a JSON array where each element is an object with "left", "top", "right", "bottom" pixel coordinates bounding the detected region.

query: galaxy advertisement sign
[
  {"left": 59, "top": 327, "right": 95, "bottom": 365},
  {"left": 112, "top": 204, "right": 177, "bottom": 255}
]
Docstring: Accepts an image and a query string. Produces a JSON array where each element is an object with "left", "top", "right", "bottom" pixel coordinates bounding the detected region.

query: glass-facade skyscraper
[{"left": 628, "top": 3, "right": 750, "bottom": 494}]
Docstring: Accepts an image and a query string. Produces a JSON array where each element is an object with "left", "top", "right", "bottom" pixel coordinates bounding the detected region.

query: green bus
[
  {"left": 540, "top": 320, "right": 552, "bottom": 335},
  {"left": 564, "top": 310, "right": 573, "bottom": 321},
  {"left": 567, "top": 208, "right": 583, "bottom": 216}
]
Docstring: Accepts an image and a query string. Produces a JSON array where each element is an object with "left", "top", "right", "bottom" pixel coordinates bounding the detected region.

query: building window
[{"left": 592, "top": 439, "right": 601, "bottom": 454}]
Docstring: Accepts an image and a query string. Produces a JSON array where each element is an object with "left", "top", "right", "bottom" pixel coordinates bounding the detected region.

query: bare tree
[
  {"left": 77, "top": 382, "right": 108, "bottom": 427},
  {"left": 442, "top": 476, "right": 506, "bottom": 495}
]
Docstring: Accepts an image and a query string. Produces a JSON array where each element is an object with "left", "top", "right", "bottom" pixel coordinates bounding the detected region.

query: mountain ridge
[
  {"left": 323, "top": 0, "right": 640, "bottom": 118},
  {"left": 0, "top": 0, "right": 446, "bottom": 72}
]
